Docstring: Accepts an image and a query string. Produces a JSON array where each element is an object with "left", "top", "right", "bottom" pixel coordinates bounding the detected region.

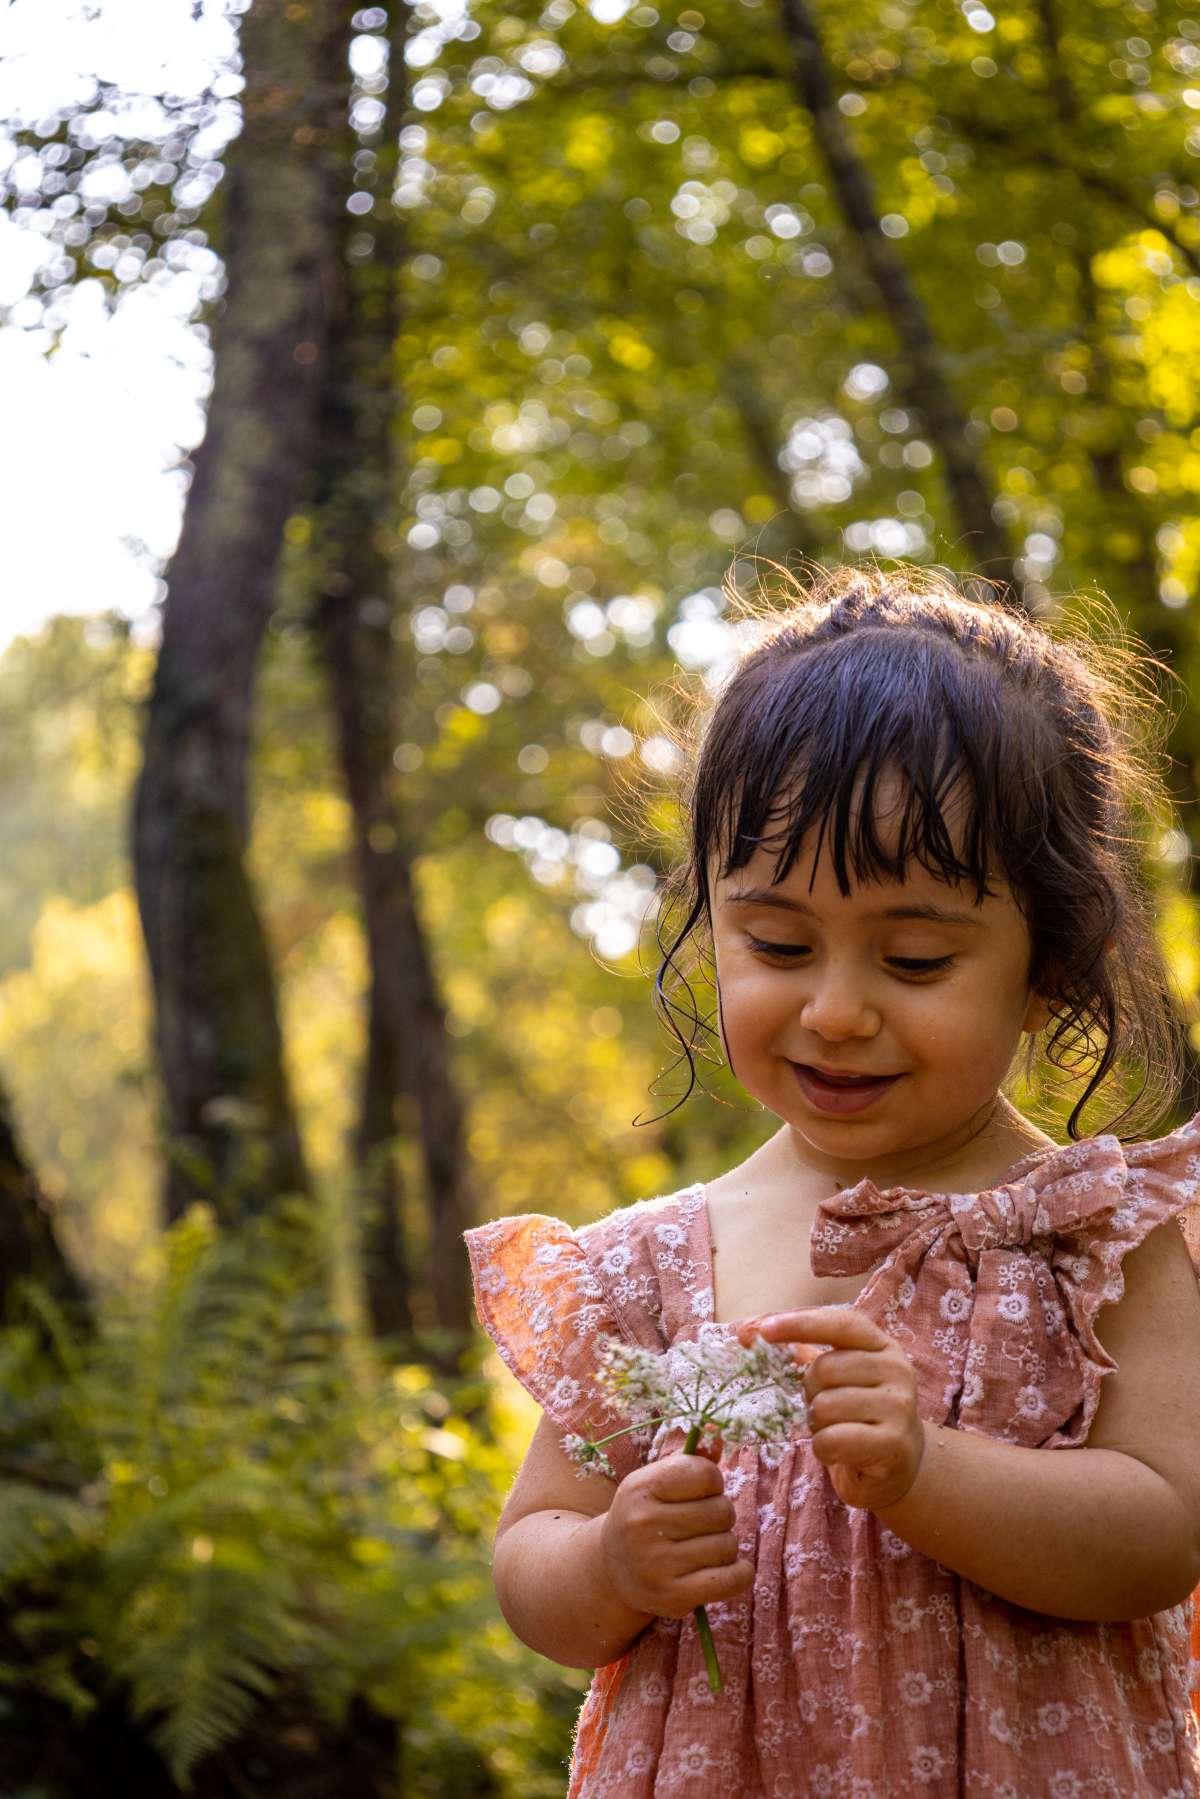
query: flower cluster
[
  {"left": 559, "top": 1326, "right": 812, "bottom": 1695},
  {"left": 562, "top": 1325, "right": 810, "bottom": 1475},
  {"left": 561, "top": 1432, "right": 618, "bottom": 1480}
]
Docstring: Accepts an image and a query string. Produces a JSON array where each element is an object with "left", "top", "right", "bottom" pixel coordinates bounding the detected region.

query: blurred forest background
[{"left": 2, "top": 0, "right": 1200, "bottom": 1791}]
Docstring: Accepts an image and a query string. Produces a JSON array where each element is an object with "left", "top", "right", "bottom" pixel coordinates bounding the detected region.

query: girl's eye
[
  {"left": 747, "top": 938, "right": 808, "bottom": 959},
  {"left": 744, "top": 949, "right": 964, "bottom": 978},
  {"left": 887, "top": 956, "right": 954, "bottom": 976}
]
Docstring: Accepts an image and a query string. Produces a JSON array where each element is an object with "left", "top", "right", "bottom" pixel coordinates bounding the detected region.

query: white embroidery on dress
[{"left": 466, "top": 1133, "right": 1200, "bottom": 1799}]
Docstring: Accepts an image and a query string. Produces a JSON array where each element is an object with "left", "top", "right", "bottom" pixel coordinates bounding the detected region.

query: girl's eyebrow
[{"left": 723, "top": 888, "right": 985, "bottom": 928}]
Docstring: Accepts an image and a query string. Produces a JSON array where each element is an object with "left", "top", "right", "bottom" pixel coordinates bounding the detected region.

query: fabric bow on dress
[
  {"left": 464, "top": 1113, "right": 1200, "bottom": 1786},
  {"left": 808, "top": 1127, "right": 1200, "bottom": 1451}
]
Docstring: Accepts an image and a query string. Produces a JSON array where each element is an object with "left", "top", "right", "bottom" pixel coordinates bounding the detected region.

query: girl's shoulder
[
  {"left": 464, "top": 1182, "right": 708, "bottom": 1325},
  {"left": 1034, "top": 1108, "right": 1200, "bottom": 1270},
  {"left": 573, "top": 1183, "right": 713, "bottom": 1333},
  {"left": 462, "top": 1184, "right": 712, "bottom": 1479},
  {"left": 573, "top": 1181, "right": 707, "bottom": 1259},
  {"left": 463, "top": 1179, "right": 703, "bottom": 1260},
  {"left": 1116, "top": 1108, "right": 1200, "bottom": 1270}
]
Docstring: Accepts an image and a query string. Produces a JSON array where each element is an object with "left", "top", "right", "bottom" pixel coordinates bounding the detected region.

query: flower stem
[
  {"left": 585, "top": 1414, "right": 672, "bottom": 1449},
  {"left": 683, "top": 1420, "right": 723, "bottom": 1694}
]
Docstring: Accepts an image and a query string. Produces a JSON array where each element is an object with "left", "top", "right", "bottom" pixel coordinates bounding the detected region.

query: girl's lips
[{"left": 790, "top": 1063, "right": 902, "bottom": 1116}]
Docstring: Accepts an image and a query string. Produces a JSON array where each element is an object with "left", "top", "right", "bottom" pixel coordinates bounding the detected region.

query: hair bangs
[{"left": 703, "top": 633, "right": 1004, "bottom": 909}]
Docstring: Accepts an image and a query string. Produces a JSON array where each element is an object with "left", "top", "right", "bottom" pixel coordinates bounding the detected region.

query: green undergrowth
[{"left": 0, "top": 1196, "right": 579, "bottom": 1796}]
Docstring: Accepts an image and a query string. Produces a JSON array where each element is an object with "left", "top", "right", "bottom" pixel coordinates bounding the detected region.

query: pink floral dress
[{"left": 464, "top": 1116, "right": 1200, "bottom": 1797}]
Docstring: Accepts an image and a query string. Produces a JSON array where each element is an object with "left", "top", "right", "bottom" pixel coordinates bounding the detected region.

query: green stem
[
  {"left": 683, "top": 1420, "right": 724, "bottom": 1694},
  {"left": 587, "top": 1413, "right": 672, "bottom": 1449}
]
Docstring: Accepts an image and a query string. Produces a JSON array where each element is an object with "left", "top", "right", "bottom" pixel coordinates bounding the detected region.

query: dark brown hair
[{"left": 648, "top": 561, "right": 1186, "bottom": 1141}]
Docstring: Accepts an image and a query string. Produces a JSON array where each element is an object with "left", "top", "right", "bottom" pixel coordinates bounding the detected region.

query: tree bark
[
  {"left": 316, "top": 599, "right": 475, "bottom": 1342},
  {"left": 310, "top": 3, "right": 473, "bottom": 1343},
  {"left": 132, "top": 0, "right": 352, "bottom": 1223},
  {"left": 318, "top": 596, "right": 416, "bottom": 1340},
  {"left": 777, "top": 0, "right": 1016, "bottom": 598},
  {"left": 0, "top": 1076, "right": 90, "bottom": 1337}
]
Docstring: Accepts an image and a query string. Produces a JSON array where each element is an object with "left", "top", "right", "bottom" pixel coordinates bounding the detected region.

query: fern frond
[
  {"left": 113, "top": 1550, "right": 338, "bottom": 1788},
  {"left": 0, "top": 1480, "right": 95, "bottom": 1593},
  {"left": 6, "top": 1278, "right": 86, "bottom": 1381}
]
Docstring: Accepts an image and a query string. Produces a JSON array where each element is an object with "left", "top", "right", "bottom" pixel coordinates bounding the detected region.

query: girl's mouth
[{"left": 790, "top": 1063, "right": 903, "bottom": 1115}]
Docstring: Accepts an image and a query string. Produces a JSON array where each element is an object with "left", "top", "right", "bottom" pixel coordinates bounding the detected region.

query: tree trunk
[
  {"left": 0, "top": 1076, "right": 90, "bottom": 1337},
  {"left": 393, "top": 846, "right": 476, "bottom": 1341},
  {"left": 777, "top": 0, "right": 1016, "bottom": 597},
  {"left": 132, "top": 0, "right": 352, "bottom": 1223},
  {"left": 317, "top": 592, "right": 476, "bottom": 1343},
  {"left": 310, "top": 3, "right": 473, "bottom": 1345},
  {"left": 318, "top": 596, "right": 417, "bottom": 1340}
]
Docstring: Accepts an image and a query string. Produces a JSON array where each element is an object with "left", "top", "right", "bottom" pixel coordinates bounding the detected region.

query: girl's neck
[{"left": 775, "top": 1097, "right": 1059, "bottom": 1199}]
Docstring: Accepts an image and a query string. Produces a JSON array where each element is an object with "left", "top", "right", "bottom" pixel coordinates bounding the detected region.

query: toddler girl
[{"left": 465, "top": 565, "right": 1200, "bottom": 1796}]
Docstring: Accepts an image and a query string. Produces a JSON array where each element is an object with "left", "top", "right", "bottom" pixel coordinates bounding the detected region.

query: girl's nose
[{"left": 799, "top": 976, "right": 881, "bottom": 1039}]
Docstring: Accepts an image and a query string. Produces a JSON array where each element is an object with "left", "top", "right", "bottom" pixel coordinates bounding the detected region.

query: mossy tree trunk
[
  {"left": 778, "top": 0, "right": 1017, "bottom": 599},
  {"left": 0, "top": 1075, "right": 90, "bottom": 1337},
  {"left": 310, "top": 2, "right": 473, "bottom": 1344},
  {"left": 318, "top": 584, "right": 418, "bottom": 1340},
  {"left": 132, "top": 0, "right": 353, "bottom": 1223}
]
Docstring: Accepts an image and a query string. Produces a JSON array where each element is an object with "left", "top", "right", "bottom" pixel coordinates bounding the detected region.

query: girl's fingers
[
  {"left": 655, "top": 1495, "right": 736, "bottom": 1539},
  {"left": 652, "top": 1453, "right": 725, "bottom": 1500},
  {"left": 807, "top": 1385, "right": 891, "bottom": 1428},
  {"left": 805, "top": 1352, "right": 892, "bottom": 1388},
  {"left": 671, "top": 1530, "right": 741, "bottom": 1574},
  {"left": 680, "top": 1554, "right": 755, "bottom": 1611},
  {"left": 736, "top": 1308, "right": 892, "bottom": 1356},
  {"left": 806, "top": 1421, "right": 894, "bottom": 1466}
]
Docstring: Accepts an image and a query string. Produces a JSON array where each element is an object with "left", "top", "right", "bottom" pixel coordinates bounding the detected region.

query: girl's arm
[
  {"left": 492, "top": 1411, "right": 754, "bottom": 1667},
  {"left": 872, "top": 1219, "right": 1200, "bottom": 1622},
  {"left": 492, "top": 1414, "right": 655, "bottom": 1668}
]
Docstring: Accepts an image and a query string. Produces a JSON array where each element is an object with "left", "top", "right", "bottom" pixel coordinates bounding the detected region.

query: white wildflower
[
  {"left": 561, "top": 1326, "right": 809, "bottom": 1698},
  {"left": 560, "top": 1432, "right": 617, "bottom": 1480},
  {"left": 565, "top": 1326, "right": 809, "bottom": 1475}
]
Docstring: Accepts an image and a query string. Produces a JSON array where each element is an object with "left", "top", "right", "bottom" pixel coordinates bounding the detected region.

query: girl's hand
[
  {"left": 599, "top": 1444, "right": 754, "bottom": 1621},
  {"left": 735, "top": 1308, "right": 927, "bottom": 1511}
]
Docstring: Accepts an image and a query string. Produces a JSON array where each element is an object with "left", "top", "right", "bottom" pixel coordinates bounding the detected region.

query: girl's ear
[
  {"left": 1023, "top": 956, "right": 1061, "bottom": 1035},
  {"left": 1025, "top": 939, "right": 1116, "bottom": 1035},
  {"left": 1022, "top": 989, "right": 1055, "bottom": 1035}
]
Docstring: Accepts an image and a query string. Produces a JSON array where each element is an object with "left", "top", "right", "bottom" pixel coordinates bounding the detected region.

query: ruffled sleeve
[
  {"left": 463, "top": 1210, "right": 668, "bottom": 1481},
  {"left": 809, "top": 1111, "right": 1200, "bottom": 1452},
  {"left": 1040, "top": 1111, "right": 1200, "bottom": 1443}
]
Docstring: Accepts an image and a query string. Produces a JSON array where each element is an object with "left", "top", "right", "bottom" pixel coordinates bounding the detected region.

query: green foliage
[
  {"left": 0, "top": 1198, "right": 576, "bottom": 1795},
  {"left": 7, "top": 3, "right": 1200, "bottom": 1788},
  {"left": 0, "top": 614, "right": 151, "bottom": 980}
]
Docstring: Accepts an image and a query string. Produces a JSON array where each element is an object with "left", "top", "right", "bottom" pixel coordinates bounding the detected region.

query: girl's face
[{"left": 707, "top": 778, "right": 1053, "bottom": 1186}]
